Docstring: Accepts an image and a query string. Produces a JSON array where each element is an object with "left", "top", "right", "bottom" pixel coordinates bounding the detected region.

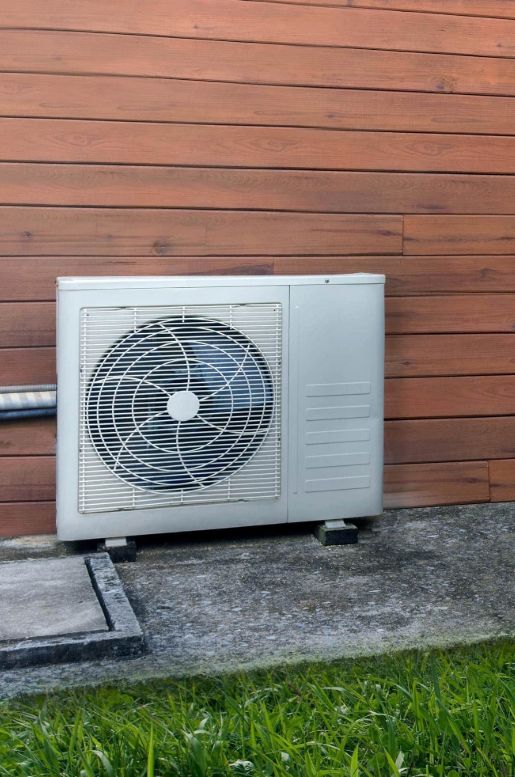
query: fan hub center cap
[{"left": 166, "top": 390, "right": 200, "bottom": 422}]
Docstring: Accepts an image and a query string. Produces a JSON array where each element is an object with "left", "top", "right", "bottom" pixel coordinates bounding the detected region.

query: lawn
[{"left": 0, "top": 640, "right": 512, "bottom": 776}]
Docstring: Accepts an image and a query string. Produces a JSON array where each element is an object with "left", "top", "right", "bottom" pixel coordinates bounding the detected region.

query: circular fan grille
[{"left": 86, "top": 315, "right": 275, "bottom": 492}]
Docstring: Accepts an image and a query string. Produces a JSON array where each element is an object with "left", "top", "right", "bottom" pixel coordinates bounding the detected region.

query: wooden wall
[{"left": 1, "top": 0, "right": 515, "bottom": 535}]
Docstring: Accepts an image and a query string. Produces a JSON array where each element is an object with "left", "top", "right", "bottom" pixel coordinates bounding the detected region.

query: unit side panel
[{"left": 287, "top": 283, "right": 384, "bottom": 522}]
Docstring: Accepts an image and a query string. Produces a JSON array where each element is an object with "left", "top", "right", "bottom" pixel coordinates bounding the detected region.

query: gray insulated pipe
[{"left": 0, "top": 385, "right": 56, "bottom": 420}]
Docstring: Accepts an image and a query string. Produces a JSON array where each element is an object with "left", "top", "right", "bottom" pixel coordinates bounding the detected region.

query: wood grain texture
[
  {"left": 386, "top": 295, "right": 515, "bottom": 333},
  {"left": 0, "top": 457, "right": 55, "bottom": 501},
  {"left": 0, "top": 502, "right": 55, "bottom": 536},
  {"left": 0, "top": 303, "right": 54, "bottom": 347},
  {"left": 2, "top": 119, "right": 515, "bottom": 173},
  {"left": 386, "top": 255, "right": 515, "bottom": 295},
  {"left": 6, "top": 293, "right": 515, "bottom": 347},
  {"left": 404, "top": 216, "right": 515, "bottom": 254},
  {"left": 384, "top": 461, "right": 490, "bottom": 508},
  {"left": 2, "top": 348, "right": 55, "bottom": 385},
  {"left": 385, "top": 376, "right": 515, "bottom": 418},
  {"left": 5, "top": 333, "right": 515, "bottom": 390},
  {"left": 385, "top": 334, "right": 515, "bottom": 377},
  {"left": 6, "top": 414, "right": 515, "bottom": 475},
  {"left": 489, "top": 459, "right": 515, "bottom": 501},
  {"left": 385, "top": 417, "right": 515, "bottom": 463},
  {"left": 3, "top": 165, "right": 515, "bottom": 214},
  {"left": 0, "top": 208, "right": 402, "bottom": 256},
  {"left": 3, "top": 73, "right": 515, "bottom": 135},
  {"left": 2, "top": 1, "right": 514, "bottom": 58},
  {"left": 6, "top": 255, "right": 515, "bottom": 302},
  {"left": 0, "top": 418, "right": 55, "bottom": 456},
  {"left": 2, "top": 3, "right": 515, "bottom": 521},
  {"left": 0, "top": 256, "right": 277, "bottom": 301},
  {"left": 258, "top": 1, "right": 515, "bottom": 19},
  {"left": 2, "top": 30, "right": 514, "bottom": 97}
]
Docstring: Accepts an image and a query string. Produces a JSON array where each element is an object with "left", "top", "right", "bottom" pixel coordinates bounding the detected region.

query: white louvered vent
[{"left": 79, "top": 303, "right": 282, "bottom": 513}]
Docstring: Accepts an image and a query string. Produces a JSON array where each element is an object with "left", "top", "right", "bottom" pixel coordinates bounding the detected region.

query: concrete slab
[
  {"left": 0, "top": 503, "right": 513, "bottom": 698},
  {"left": 0, "top": 556, "right": 107, "bottom": 641},
  {"left": 0, "top": 554, "right": 145, "bottom": 670}
]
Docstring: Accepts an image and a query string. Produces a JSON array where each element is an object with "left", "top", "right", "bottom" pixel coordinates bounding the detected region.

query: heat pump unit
[{"left": 57, "top": 275, "right": 384, "bottom": 541}]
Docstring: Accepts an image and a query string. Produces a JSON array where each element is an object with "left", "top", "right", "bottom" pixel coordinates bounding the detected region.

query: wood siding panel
[
  {"left": 6, "top": 255, "right": 515, "bottom": 302},
  {"left": 6, "top": 294, "right": 515, "bottom": 347},
  {"left": 0, "top": 208, "right": 402, "bottom": 256},
  {"left": 489, "top": 459, "right": 515, "bottom": 501},
  {"left": 404, "top": 216, "right": 515, "bottom": 254},
  {"left": 384, "top": 461, "right": 490, "bottom": 508},
  {"left": 1, "top": 119, "right": 515, "bottom": 173},
  {"left": 0, "top": 502, "right": 55, "bottom": 536},
  {"left": 385, "top": 335, "right": 515, "bottom": 377},
  {"left": 0, "top": 303, "right": 54, "bottom": 347},
  {"left": 2, "top": 1, "right": 514, "bottom": 58},
  {"left": 386, "top": 256, "right": 515, "bottom": 295},
  {"left": 0, "top": 457, "right": 55, "bottom": 502},
  {"left": 2, "top": 348, "right": 55, "bottom": 385},
  {"left": 386, "top": 295, "right": 515, "bottom": 333},
  {"left": 1, "top": 31, "right": 514, "bottom": 97},
  {"left": 0, "top": 418, "right": 55, "bottom": 457},
  {"left": 385, "top": 417, "right": 515, "bottom": 463},
  {"left": 3, "top": 166, "right": 515, "bottom": 215},
  {"left": 260, "top": 1, "right": 515, "bottom": 19},
  {"left": 0, "top": 256, "right": 277, "bottom": 302},
  {"left": 1, "top": 2, "right": 514, "bottom": 533},
  {"left": 385, "top": 376, "right": 515, "bottom": 418},
  {"left": 3, "top": 73, "right": 515, "bottom": 136}
]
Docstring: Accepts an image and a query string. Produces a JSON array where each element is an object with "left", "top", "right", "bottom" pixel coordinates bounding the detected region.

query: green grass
[{"left": 0, "top": 641, "right": 513, "bottom": 776}]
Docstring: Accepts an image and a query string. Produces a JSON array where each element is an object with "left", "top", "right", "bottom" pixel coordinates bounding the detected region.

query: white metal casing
[{"left": 57, "top": 274, "right": 384, "bottom": 541}]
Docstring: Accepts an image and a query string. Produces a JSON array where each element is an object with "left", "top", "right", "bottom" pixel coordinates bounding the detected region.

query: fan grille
[{"left": 79, "top": 304, "right": 282, "bottom": 513}]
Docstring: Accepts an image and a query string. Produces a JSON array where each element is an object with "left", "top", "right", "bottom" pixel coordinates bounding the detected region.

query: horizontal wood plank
[
  {"left": 6, "top": 255, "right": 515, "bottom": 302},
  {"left": 0, "top": 208, "right": 402, "bottom": 256},
  {"left": 1, "top": 348, "right": 55, "bottom": 385},
  {"left": 0, "top": 457, "right": 54, "bottom": 501},
  {"left": 0, "top": 502, "right": 55, "bottom": 536},
  {"left": 404, "top": 216, "right": 515, "bottom": 254},
  {"left": 489, "top": 458, "right": 515, "bottom": 501},
  {"left": 3, "top": 73, "right": 515, "bottom": 135},
  {"left": 5, "top": 334, "right": 515, "bottom": 389},
  {"left": 5, "top": 414, "right": 515, "bottom": 470},
  {"left": 383, "top": 461, "right": 490, "bottom": 508},
  {"left": 385, "top": 375, "right": 515, "bottom": 418},
  {"left": 1, "top": 30, "right": 514, "bottom": 97},
  {"left": 0, "top": 303, "right": 54, "bottom": 347},
  {"left": 260, "top": 1, "right": 515, "bottom": 19},
  {"left": 386, "top": 255, "right": 515, "bottom": 295},
  {"left": 385, "top": 334, "right": 515, "bottom": 377},
  {"left": 2, "top": 119, "right": 515, "bottom": 173},
  {"left": 385, "top": 416, "right": 515, "bottom": 463},
  {"left": 386, "top": 294, "right": 515, "bottom": 333},
  {"left": 0, "top": 255, "right": 277, "bottom": 301},
  {"left": 3, "top": 165, "right": 515, "bottom": 214},
  {"left": 0, "top": 418, "right": 55, "bottom": 456},
  {"left": 6, "top": 293, "right": 515, "bottom": 347},
  {"left": 2, "top": 1, "right": 514, "bottom": 58}
]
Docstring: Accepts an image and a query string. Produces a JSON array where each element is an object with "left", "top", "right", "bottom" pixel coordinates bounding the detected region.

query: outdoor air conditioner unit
[{"left": 56, "top": 275, "right": 385, "bottom": 542}]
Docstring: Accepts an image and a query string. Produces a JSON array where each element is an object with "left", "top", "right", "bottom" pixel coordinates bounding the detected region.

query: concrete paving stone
[
  {"left": 0, "top": 503, "right": 513, "bottom": 698},
  {"left": 0, "top": 556, "right": 107, "bottom": 641}
]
